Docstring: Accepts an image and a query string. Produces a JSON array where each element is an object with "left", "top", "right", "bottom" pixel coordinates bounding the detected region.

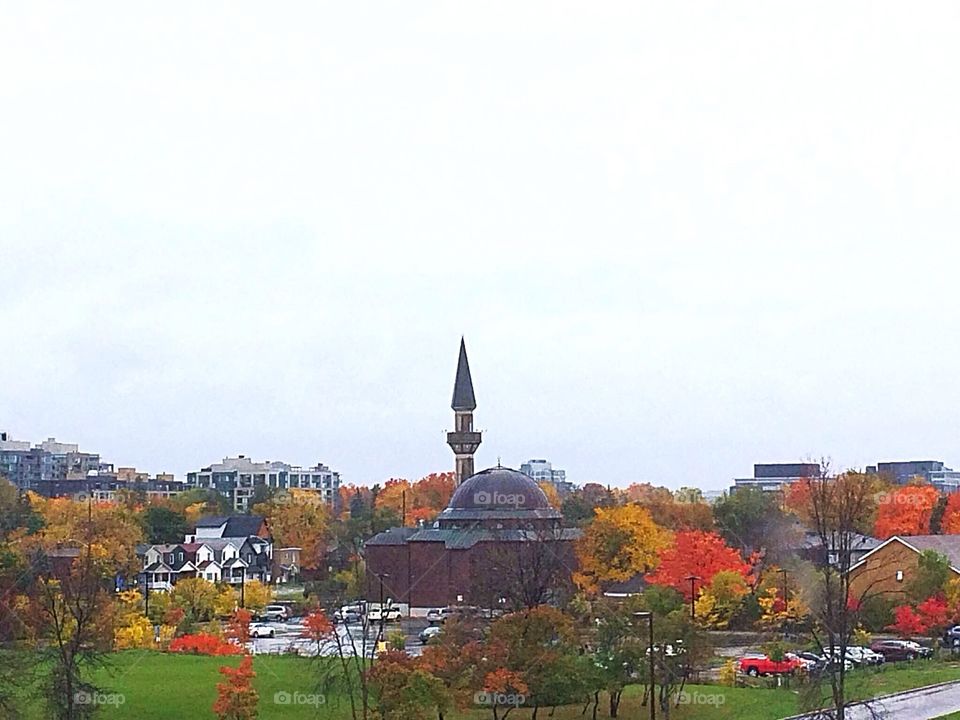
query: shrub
[{"left": 168, "top": 632, "right": 243, "bottom": 656}]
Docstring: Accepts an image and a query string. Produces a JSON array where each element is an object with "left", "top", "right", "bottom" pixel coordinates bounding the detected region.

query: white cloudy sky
[{"left": 2, "top": 2, "right": 960, "bottom": 490}]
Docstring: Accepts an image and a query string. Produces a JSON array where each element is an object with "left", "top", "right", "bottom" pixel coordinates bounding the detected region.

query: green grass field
[{"left": 9, "top": 652, "right": 960, "bottom": 719}]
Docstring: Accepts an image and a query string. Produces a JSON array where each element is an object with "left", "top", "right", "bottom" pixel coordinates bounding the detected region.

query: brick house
[{"left": 847, "top": 535, "right": 960, "bottom": 600}]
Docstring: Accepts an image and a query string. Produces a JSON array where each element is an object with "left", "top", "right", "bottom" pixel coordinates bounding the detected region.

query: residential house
[
  {"left": 848, "top": 535, "right": 960, "bottom": 600},
  {"left": 142, "top": 515, "right": 273, "bottom": 591}
]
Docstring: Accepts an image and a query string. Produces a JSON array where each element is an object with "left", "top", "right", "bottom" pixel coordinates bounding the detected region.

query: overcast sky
[{"left": 2, "top": 2, "right": 960, "bottom": 491}]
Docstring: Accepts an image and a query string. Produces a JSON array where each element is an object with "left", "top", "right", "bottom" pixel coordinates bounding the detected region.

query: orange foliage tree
[
  {"left": 941, "top": 493, "right": 960, "bottom": 534},
  {"left": 213, "top": 654, "right": 258, "bottom": 720},
  {"left": 874, "top": 485, "right": 940, "bottom": 539},
  {"left": 375, "top": 473, "right": 456, "bottom": 527},
  {"left": 646, "top": 530, "right": 753, "bottom": 601}
]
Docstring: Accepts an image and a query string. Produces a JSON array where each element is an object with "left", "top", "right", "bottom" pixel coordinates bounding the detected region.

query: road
[{"left": 791, "top": 681, "right": 960, "bottom": 719}]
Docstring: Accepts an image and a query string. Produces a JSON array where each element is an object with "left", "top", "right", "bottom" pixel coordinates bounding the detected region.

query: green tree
[
  {"left": 139, "top": 506, "right": 189, "bottom": 544},
  {"left": 908, "top": 550, "right": 951, "bottom": 603}
]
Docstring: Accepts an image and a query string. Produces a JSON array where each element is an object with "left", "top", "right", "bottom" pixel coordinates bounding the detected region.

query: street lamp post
[
  {"left": 375, "top": 572, "right": 390, "bottom": 659},
  {"left": 634, "top": 611, "right": 656, "bottom": 720},
  {"left": 684, "top": 574, "right": 702, "bottom": 622}
]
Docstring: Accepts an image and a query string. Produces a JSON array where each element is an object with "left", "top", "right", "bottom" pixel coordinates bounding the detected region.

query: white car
[
  {"left": 260, "top": 604, "right": 290, "bottom": 621},
  {"left": 249, "top": 622, "right": 275, "bottom": 638},
  {"left": 367, "top": 606, "right": 402, "bottom": 623},
  {"left": 419, "top": 626, "right": 442, "bottom": 644}
]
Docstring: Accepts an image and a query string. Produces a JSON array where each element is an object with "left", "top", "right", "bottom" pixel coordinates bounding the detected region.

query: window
[{"left": 896, "top": 570, "right": 904, "bottom": 582}]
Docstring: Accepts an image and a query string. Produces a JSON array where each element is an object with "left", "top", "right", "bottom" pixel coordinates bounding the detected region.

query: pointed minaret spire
[
  {"left": 451, "top": 337, "right": 477, "bottom": 411},
  {"left": 447, "top": 338, "right": 482, "bottom": 485}
]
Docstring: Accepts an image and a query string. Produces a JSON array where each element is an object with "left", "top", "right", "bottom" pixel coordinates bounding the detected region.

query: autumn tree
[
  {"left": 367, "top": 650, "right": 450, "bottom": 720},
  {"left": 645, "top": 530, "right": 752, "bottom": 601},
  {"left": 170, "top": 577, "right": 219, "bottom": 623},
  {"left": 798, "top": 469, "right": 887, "bottom": 720},
  {"left": 574, "top": 505, "right": 669, "bottom": 596},
  {"left": 694, "top": 570, "right": 750, "bottom": 629},
  {"left": 623, "top": 483, "right": 713, "bottom": 531},
  {"left": 252, "top": 489, "right": 330, "bottom": 569},
  {"left": 488, "top": 607, "right": 586, "bottom": 716},
  {"left": 939, "top": 493, "right": 960, "bottom": 534},
  {"left": 874, "top": 485, "right": 940, "bottom": 538},
  {"left": 241, "top": 580, "right": 273, "bottom": 614},
  {"left": 213, "top": 655, "right": 258, "bottom": 720},
  {"left": 536, "top": 482, "right": 562, "bottom": 510},
  {"left": 226, "top": 608, "right": 253, "bottom": 646}
]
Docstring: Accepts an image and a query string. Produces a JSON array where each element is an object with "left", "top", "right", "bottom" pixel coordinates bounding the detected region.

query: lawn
[{"left": 9, "top": 652, "right": 960, "bottom": 719}]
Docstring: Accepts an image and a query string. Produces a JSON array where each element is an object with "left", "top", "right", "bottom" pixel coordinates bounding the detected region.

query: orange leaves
[
  {"left": 375, "top": 472, "right": 456, "bottom": 527},
  {"left": 874, "top": 485, "right": 940, "bottom": 539},
  {"left": 226, "top": 608, "right": 253, "bottom": 646},
  {"left": 483, "top": 667, "right": 528, "bottom": 696},
  {"left": 941, "top": 493, "right": 960, "bottom": 534},
  {"left": 301, "top": 608, "right": 334, "bottom": 642},
  {"left": 645, "top": 530, "right": 752, "bottom": 601},
  {"left": 169, "top": 632, "right": 243, "bottom": 656},
  {"left": 213, "top": 655, "right": 258, "bottom": 720}
]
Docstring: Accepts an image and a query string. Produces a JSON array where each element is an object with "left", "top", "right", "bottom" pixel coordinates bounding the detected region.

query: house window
[{"left": 896, "top": 570, "right": 904, "bottom": 582}]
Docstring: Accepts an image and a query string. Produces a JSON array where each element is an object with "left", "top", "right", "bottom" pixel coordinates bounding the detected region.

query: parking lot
[{"left": 246, "top": 615, "right": 434, "bottom": 657}]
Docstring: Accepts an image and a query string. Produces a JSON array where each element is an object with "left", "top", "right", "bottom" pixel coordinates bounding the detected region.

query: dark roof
[
  {"left": 900, "top": 535, "right": 960, "bottom": 569},
  {"left": 445, "top": 467, "right": 554, "bottom": 512},
  {"left": 451, "top": 338, "right": 477, "bottom": 411},
  {"left": 364, "top": 527, "right": 419, "bottom": 546},
  {"left": 194, "top": 515, "right": 266, "bottom": 538}
]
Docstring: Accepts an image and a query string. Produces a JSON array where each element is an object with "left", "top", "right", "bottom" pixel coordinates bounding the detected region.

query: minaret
[{"left": 447, "top": 338, "right": 482, "bottom": 486}]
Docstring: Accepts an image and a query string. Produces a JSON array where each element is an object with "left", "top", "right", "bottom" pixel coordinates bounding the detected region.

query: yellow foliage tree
[
  {"left": 694, "top": 570, "right": 749, "bottom": 629},
  {"left": 241, "top": 580, "right": 273, "bottom": 613},
  {"left": 537, "top": 481, "right": 562, "bottom": 510},
  {"left": 170, "top": 577, "right": 219, "bottom": 622},
  {"left": 573, "top": 504, "right": 670, "bottom": 595},
  {"left": 213, "top": 584, "right": 238, "bottom": 617},
  {"left": 252, "top": 489, "right": 330, "bottom": 569}
]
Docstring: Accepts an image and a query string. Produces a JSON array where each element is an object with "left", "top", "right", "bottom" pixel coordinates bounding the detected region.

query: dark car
[{"left": 871, "top": 639, "right": 931, "bottom": 661}]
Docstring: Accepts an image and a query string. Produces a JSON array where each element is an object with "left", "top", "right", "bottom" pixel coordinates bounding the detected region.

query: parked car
[
  {"left": 786, "top": 652, "right": 816, "bottom": 671},
  {"left": 249, "top": 622, "right": 275, "bottom": 639},
  {"left": 738, "top": 652, "right": 804, "bottom": 676},
  {"left": 870, "top": 639, "right": 931, "bottom": 661},
  {"left": 943, "top": 625, "right": 960, "bottom": 648},
  {"left": 824, "top": 646, "right": 884, "bottom": 667},
  {"left": 334, "top": 605, "right": 364, "bottom": 624},
  {"left": 259, "top": 605, "right": 290, "bottom": 622},
  {"left": 426, "top": 608, "right": 444, "bottom": 624},
  {"left": 419, "top": 626, "right": 443, "bottom": 644},
  {"left": 367, "top": 606, "right": 402, "bottom": 623}
]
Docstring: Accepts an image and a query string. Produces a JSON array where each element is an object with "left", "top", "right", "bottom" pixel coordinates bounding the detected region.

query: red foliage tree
[
  {"left": 941, "top": 493, "right": 960, "bottom": 534},
  {"left": 169, "top": 632, "right": 243, "bottom": 656},
  {"left": 645, "top": 530, "right": 753, "bottom": 600},
  {"left": 873, "top": 486, "right": 940, "bottom": 539},
  {"left": 888, "top": 605, "right": 926, "bottom": 637},
  {"left": 888, "top": 596, "right": 951, "bottom": 637},
  {"left": 300, "top": 608, "right": 334, "bottom": 654},
  {"left": 213, "top": 654, "right": 258, "bottom": 720},
  {"left": 226, "top": 608, "right": 252, "bottom": 647}
]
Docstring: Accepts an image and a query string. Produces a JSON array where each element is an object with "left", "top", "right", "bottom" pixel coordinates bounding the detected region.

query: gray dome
[{"left": 447, "top": 467, "right": 551, "bottom": 511}]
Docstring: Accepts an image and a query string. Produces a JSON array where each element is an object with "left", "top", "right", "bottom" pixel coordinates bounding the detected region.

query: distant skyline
[{"left": 3, "top": 3, "right": 960, "bottom": 491}]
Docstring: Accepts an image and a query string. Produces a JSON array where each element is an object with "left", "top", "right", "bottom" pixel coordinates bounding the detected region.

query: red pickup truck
[{"left": 738, "top": 653, "right": 803, "bottom": 676}]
